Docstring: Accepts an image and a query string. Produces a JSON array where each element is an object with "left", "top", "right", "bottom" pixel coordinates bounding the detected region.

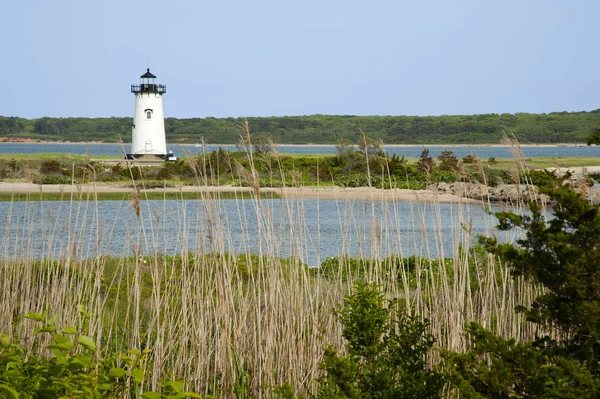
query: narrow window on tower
[{"left": 145, "top": 109, "right": 153, "bottom": 120}]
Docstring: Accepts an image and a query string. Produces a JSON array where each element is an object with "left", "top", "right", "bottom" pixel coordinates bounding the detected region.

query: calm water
[
  {"left": 0, "top": 198, "right": 510, "bottom": 265},
  {"left": 0, "top": 142, "right": 597, "bottom": 159}
]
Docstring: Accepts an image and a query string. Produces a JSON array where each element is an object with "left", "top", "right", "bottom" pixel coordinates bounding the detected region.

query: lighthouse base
[{"left": 125, "top": 153, "right": 178, "bottom": 162}]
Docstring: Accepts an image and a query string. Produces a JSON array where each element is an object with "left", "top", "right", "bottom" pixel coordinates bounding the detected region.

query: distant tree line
[{"left": 1, "top": 110, "right": 599, "bottom": 144}]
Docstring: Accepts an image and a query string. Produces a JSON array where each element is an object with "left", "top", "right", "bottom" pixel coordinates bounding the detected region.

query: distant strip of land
[{"left": 1, "top": 111, "right": 599, "bottom": 144}]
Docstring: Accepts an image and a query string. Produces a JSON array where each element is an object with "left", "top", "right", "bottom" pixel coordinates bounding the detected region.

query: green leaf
[
  {"left": 0, "top": 334, "right": 10, "bottom": 347},
  {"left": 77, "top": 335, "right": 96, "bottom": 351},
  {"left": 34, "top": 325, "right": 56, "bottom": 334},
  {"left": 131, "top": 368, "right": 144, "bottom": 384},
  {"left": 108, "top": 368, "right": 127, "bottom": 378},
  {"left": 140, "top": 392, "right": 162, "bottom": 399},
  {"left": 0, "top": 384, "right": 19, "bottom": 399},
  {"left": 52, "top": 334, "right": 72, "bottom": 344},
  {"left": 163, "top": 380, "right": 184, "bottom": 393},
  {"left": 97, "top": 383, "right": 115, "bottom": 391},
  {"left": 4, "top": 370, "right": 23, "bottom": 378},
  {"left": 48, "top": 341, "right": 74, "bottom": 351},
  {"left": 24, "top": 311, "right": 46, "bottom": 321},
  {"left": 72, "top": 354, "right": 93, "bottom": 368},
  {"left": 182, "top": 392, "right": 202, "bottom": 398},
  {"left": 62, "top": 327, "right": 77, "bottom": 335}
]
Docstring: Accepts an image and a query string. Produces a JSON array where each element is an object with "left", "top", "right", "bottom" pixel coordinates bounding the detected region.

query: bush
[
  {"left": 0, "top": 311, "right": 200, "bottom": 398},
  {"left": 39, "top": 159, "right": 63, "bottom": 175},
  {"left": 318, "top": 282, "right": 445, "bottom": 398},
  {"left": 430, "top": 170, "right": 457, "bottom": 183},
  {"left": 462, "top": 154, "right": 478, "bottom": 164},
  {"left": 446, "top": 171, "right": 600, "bottom": 397},
  {"left": 40, "top": 174, "right": 73, "bottom": 185},
  {"left": 437, "top": 150, "right": 459, "bottom": 171}
]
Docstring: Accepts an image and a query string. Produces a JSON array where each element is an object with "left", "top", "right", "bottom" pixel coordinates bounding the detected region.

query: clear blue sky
[{"left": 2, "top": 0, "right": 599, "bottom": 119}]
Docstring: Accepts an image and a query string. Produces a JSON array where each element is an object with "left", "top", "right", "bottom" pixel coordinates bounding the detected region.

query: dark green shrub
[
  {"left": 446, "top": 171, "right": 600, "bottom": 397},
  {"left": 416, "top": 149, "right": 435, "bottom": 174},
  {"left": 39, "top": 159, "right": 62, "bottom": 175},
  {"left": 318, "top": 282, "right": 445, "bottom": 398},
  {"left": 40, "top": 174, "right": 73, "bottom": 185},
  {"left": 462, "top": 154, "right": 478, "bottom": 164},
  {"left": 430, "top": 170, "right": 457, "bottom": 183},
  {"left": 437, "top": 150, "right": 459, "bottom": 172}
]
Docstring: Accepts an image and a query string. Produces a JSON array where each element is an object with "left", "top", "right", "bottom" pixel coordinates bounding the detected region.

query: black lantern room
[{"left": 131, "top": 69, "right": 167, "bottom": 94}]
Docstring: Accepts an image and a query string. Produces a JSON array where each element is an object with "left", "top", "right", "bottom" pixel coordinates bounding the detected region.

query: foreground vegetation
[
  {"left": 1, "top": 127, "right": 599, "bottom": 397},
  {"left": 1, "top": 170, "right": 599, "bottom": 397},
  {"left": 2, "top": 110, "right": 600, "bottom": 143}
]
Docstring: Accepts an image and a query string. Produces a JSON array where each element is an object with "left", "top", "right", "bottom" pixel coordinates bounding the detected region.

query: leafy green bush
[
  {"left": 430, "top": 170, "right": 458, "bottom": 183},
  {"left": 34, "top": 174, "right": 73, "bottom": 185},
  {"left": 462, "top": 154, "right": 478, "bottom": 164},
  {"left": 437, "top": 150, "right": 459, "bottom": 172},
  {"left": 0, "top": 311, "right": 200, "bottom": 399},
  {"left": 318, "top": 282, "right": 445, "bottom": 398},
  {"left": 445, "top": 171, "right": 600, "bottom": 397},
  {"left": 39, "top": 159, "right": 63, "bottom": 175}
]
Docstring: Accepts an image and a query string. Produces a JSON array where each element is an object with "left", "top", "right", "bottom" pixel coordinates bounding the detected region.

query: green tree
[
  {"left": 586, "top": 128, "right": 600, "bottom": 145},
  {"left": 357, "top": 134, "right": 383, "bottom": 158},
  {"left": 318, "top": 282, "right": 445, "bottom": 398},
  {"left": 33, "top": 117, "right": 60, "bottom": 136},
  {"left": 446, "top": 171, "right": 600, "bottom": 397},
  {"left": 416, "top": 149, "right": 434, "bottom": 174},
  {"left": 437, "top": 150, "right": 459, "bottom": 172},
  {"left": 251, "top": 132, "right": 275, "bottom": 155},
  {"left": 335, "top": 138, "right": 354, "bottom": 161}
]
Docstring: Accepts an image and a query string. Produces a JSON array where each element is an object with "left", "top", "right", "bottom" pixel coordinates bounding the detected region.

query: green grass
[
  {"left": 0, "top": 153, "right": 107, "bottom": 162},
  {"left": 524, "top": 156, "right": 600, "bottom": 169},
  {"left": 0, "top": 191, "right": 279, "bottom": 201}
]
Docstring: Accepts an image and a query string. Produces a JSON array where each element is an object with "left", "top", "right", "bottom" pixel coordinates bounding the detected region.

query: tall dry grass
[{"left": 0, "top": 135, "right": 543, "bottom": 397}]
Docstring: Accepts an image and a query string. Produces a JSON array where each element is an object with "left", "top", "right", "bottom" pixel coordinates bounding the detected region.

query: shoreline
[
  {"left": 0, "top": 182, "right": 478, "bottom": 204},
  {"left": 0, "top": 141, "right": 593, "bottom": 148}
]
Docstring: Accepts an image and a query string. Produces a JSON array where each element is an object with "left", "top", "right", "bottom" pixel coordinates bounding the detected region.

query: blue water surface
[
  {"left": 0, "top": 142, "right": 597, "bottom": 159},
  {"left": 0, "top": 198, "right": 511, "bottom": 265}
]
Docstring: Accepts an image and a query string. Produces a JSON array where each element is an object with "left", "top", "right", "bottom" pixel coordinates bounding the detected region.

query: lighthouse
[{"left": 127, "top": 69, "right": 170, "bottom": 159}]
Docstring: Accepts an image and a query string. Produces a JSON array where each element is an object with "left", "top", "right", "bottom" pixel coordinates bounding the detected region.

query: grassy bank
[{"left": 0, "top": 190, "right": 279, "bottom": 201}]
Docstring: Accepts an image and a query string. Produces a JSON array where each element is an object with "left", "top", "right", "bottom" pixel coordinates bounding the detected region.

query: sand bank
[{"left": 0, "top": 182, "right": 476, "bottom": 204}]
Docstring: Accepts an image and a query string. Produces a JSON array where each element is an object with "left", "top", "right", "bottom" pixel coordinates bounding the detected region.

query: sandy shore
[
  {"left": 0, "top": 182, "right": 477, "bottom": 204},
  {"left": 1, "top": 165, "right": 596, "bottom": 202}
]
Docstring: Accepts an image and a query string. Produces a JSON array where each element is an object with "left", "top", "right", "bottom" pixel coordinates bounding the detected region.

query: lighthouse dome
[{"left": 140, "top": 68, "right": 156, "bottom": 79}]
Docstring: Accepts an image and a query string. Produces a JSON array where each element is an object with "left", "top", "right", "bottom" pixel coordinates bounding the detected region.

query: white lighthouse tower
[{"left": 128, "top": 69, "right": 168, "bottom": 159}]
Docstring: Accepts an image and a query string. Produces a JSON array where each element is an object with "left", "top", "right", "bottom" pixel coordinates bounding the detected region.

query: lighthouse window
[{"left": 146, "top": 110, "right": 152, "bottom": 120}]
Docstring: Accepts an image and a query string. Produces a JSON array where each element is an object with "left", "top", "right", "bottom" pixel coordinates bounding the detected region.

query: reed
[{"left": 0, "top": 135, "right": 542, "bottom": 397}]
